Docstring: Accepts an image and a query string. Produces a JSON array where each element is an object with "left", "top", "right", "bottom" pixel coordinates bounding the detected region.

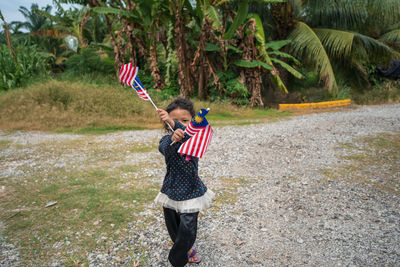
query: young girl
[{"left": 156, "top": 97, "right": 214, "bottom": 267}]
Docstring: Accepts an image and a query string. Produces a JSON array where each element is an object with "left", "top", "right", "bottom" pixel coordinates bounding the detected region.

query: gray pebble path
[{"left": 1, "top": 103, "right": 399, "bottom": 266}]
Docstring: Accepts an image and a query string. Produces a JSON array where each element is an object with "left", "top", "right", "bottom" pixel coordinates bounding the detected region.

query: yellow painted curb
[{"left": 279, "top": 99, "right": 351, "bottom": 110}]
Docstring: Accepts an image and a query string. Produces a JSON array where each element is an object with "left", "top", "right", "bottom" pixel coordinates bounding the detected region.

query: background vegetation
[{"left": 0, "top": 0, "right": 400, "bottom": 131}]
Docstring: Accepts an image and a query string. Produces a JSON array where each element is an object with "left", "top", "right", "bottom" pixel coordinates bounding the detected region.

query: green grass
[
  {"left": 208, "top": 108, "right": 291, "bottom": 121},
  {"left": 320, "top": 131, "right": 400, "bottom": 194},
  {"left": 56, "top": 125, "right": 147, "bottom": 134},
  {"left": 1, "top": 77, "right": 399, "bottom": 133},
  {"left": 0, "top": 139, "right": 12, "bottom": 148},
  {"left": 206, "top": 108, "right": 292, "bottom": 127},
  {"left": 210, "top": 176, "right": 250, "bottom": 212},
  {"left": 0, "top": 136, "right": 162, "bottom": 266},
  {"left": 1, "top": 165, "right": 159, "bottom": 265}
]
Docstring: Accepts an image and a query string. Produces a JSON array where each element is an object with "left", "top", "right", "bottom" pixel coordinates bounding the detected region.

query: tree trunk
[
  {"left": 271, "top": 2, "right": 295, "bottom": 87},
  {"left": 192, "top": 17, "right": 212, "bottom": 100},
  {"left": 105, "top": 16, "right": 124, "bottom": 77},
  {"left": 0, "top": 11, "right": 16, "bottom": 61},
  {"left": 125, "top": 23, "right": 137, "bottom": 65},
  {"left": 243, "top": 19, "right": 264, "bottom": 107},
  {"left": 78, "top": 8, "right": 90, "bottom": 48},
  {"left": 198, "top": 64, "right": 205, "bottom": 99},
  {"left": 249, "top": 68, "right": 264, "bottom": 107},
  {"left": 149, "top": 42, "right": 164, "bottom": 90},
  {"left": 174, "top": 4, "right": 193, "bottom": 98}
]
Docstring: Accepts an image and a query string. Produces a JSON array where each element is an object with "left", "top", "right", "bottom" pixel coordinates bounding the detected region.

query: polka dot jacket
[{"left": 158, "top": 121, "right": 208, "bottom": 201}]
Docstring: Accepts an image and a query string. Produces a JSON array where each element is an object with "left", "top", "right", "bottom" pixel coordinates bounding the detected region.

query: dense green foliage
[
  {"left": 0, "top": 0, "right": 399, "bottom": 105},
  {"left": 0, "top": 44, "right": 49, "bottom": 90},
  {"left": 64, "top": 48, "right": 114, "bottom": 74}
]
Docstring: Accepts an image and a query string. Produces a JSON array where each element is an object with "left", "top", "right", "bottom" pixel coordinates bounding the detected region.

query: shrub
[
  {"left": 0, "top": 44, "right": 49, "bottom": 90},
  {"left": 64, "top": 48, "right": 114, "bottom": 75},
  {"left": 351, "top": 80, "right": 400, "bottom": 104},
  {"left": 210, "top": 70, "right": 250, "bottom": 105}
]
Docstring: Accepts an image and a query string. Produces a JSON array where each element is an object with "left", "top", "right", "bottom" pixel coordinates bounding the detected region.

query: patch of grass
[
  {"left": 0, "top": 130, "right": 18, "bottom": 136},
  {"left": 320, "top": 131, "right": 400, "bottom": 194},
  {"left": 0, "top": 139, "right": 12, "bottom": 148},
  {"left": 206, "top": 107, "right": 291, "bottom": 121},
  {"left": 0, "top": 162, "right": 159, "bottom": 266},
  {"left": 56, "top": 125, "right": 147, "bottom": 134},
  {"left": 211, "top": 176, "right": 250, "bottom": 212},
  {"left": 131, "top": 142, "right": 158, "bottom": 153},
  {"left": 204, "top": 106, "right": 291, "bottom": 127}
]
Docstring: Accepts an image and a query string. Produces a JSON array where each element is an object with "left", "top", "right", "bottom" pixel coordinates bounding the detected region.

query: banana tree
[
  {"left": 190, "top": 0, "right": 226, "bottom": 100},
  {"left": 233, "top": 13, "right": 303, "bottom": 106},
  {"left": 92, "top": 0, "right": 169, "bottom": 90},
  {"left": 190, "top": 0, "right": 292, "bottom": 104},
  {"left": 217, "top": 0, "right": 296, "bottom": 106},
  {"left": 169, "top": 0, "right": 196, "bottom": 98},
  {"left": 138, "top": 0, "right": 169, "bottom": 90}
]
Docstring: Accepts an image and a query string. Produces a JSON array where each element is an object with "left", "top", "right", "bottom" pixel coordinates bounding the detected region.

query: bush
[
  {"left": 210, "top": 70, "right": 250, "bottom": 105},
  {"left": 64, "top": 48, "right": 114, "bottom": 75},
  {"left": 290, "top": 69, "right": 319, "bottom": 91},
  {"left": 0, "top": 44, "right": 49, "bottom": 90},
  {"left": 351, "top": 80, "right": 400, "bottom": 104}
]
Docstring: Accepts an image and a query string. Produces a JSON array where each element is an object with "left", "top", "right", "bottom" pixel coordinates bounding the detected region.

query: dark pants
[{"left": 163, "top": 207, "right": 199, "bottom": 267}]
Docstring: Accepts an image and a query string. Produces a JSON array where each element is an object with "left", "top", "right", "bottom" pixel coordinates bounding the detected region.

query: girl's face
[{"left": 169, "top": 108, "right": 192, "bottom": 127}]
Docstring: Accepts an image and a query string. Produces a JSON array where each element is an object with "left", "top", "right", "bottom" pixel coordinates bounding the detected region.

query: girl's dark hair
[
  {"left": 166, "top": 97, "right": 195, "bottom": 117},
  {"left": 162, "top": 97, "right": 195, "bottom": 132}
]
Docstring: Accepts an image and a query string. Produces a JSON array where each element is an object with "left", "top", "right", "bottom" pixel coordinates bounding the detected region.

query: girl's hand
[
  {"left": 171, "top": 129, "right": 185, "bottom": 143},
  {"left": 157, "top": 109, "right": 175, "bottom": 128}
]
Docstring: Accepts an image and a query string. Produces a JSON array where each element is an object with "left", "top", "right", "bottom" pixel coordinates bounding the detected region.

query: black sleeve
[{"left": 173, "top": 121, "right": 185, "bottom": 131}]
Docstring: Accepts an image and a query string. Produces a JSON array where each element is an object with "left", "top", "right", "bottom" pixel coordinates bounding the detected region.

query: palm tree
[
  {"left": 34, "top": 1, "right": 91, "bottom": 48},
  {"left": 18, "top": 4, "right": 52, "bottom": 33},
  {"left": 285, "top": 0, "right": 400, "bottom": 93},
  {"left": 0, "top": 10, "right": 16, "bottom": 60}
]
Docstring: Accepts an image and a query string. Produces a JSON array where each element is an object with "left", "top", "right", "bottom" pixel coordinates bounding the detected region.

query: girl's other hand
[
  {"left": 157, "top": 109, "right": 174, "bottom": 128},
  {"left": 171, "top": 129, "right": 185, "bottom": 143}
]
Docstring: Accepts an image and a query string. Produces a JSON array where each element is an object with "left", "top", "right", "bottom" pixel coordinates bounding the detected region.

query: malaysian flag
[
  {"left": 119, "top": 63, "right": 149, "bottom": 100},
  {"left": 178, "top": 108, "right": 213, "bottom": 159}
]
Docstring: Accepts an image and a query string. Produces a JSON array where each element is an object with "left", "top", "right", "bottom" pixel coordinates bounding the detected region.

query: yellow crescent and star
[{"left": 194, "top": 115, "right": 203, "bottom": 123}]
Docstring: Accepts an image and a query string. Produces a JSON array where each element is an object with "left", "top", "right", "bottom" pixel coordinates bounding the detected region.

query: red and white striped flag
[
  {"left": 178, "top": 124, "right": 213, "bottom": 159},
  {"left": 119, "top": 63, "right": 149, "bottom": 100}
]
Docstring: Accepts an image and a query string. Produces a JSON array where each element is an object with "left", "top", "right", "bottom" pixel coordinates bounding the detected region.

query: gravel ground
[{"left": 1, "top": 103, "right": 400, "bottom": 266}]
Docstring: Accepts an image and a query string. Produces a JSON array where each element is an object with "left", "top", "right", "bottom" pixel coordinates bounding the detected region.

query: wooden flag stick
[{"left": 135, "top": 82, "right": 174, "bottom": 132}]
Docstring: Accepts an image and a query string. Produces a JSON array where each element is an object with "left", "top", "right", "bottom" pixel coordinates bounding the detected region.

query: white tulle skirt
[{"left": 154, "top": 189, "right": 215, "bottom": 213}]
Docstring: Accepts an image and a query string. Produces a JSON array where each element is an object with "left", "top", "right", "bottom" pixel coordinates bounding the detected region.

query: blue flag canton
[
  {"left": 191, "top": 108, "right": 209, "bottom": 127},
  {"left": 133, "top": 76, "right": 145, "bottom": 91}
]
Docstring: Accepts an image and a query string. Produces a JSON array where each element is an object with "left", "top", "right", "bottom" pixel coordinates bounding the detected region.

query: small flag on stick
[
  {"left": 119, "top": 62, "right": 174, "bottom": 132},
  {"left": 119, "top": 63, "right": 149, "bottom": 100}
]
